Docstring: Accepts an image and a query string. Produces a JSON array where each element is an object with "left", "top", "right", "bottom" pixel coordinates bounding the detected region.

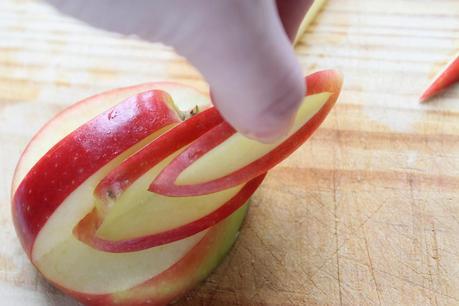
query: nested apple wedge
[
  {"left": 72, "top": 107, "right": 263, "bottom": 253},
  {"left": 11, "top": 70, "right": 342, "bottom": 305},
  {"left": 150, "top": 70, "right": 342, "bottom": 196}
]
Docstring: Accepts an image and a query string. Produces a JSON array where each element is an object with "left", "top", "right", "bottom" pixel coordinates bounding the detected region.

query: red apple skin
[
  {"left": 149, "top": 70, "right": 343, "bottom": 197},
  {"left": 94, "top": 107, "right": 224, "bottom": 201},
  {"left": 420, "top": 55, "right": 459, "bottom": 102},
  {"left": 75, "top": 174, "right": 264, "bottom": 253},
  {"left": 12, "top": 90, "right": 181, "bottom": 257},
  {"left": 50, "top": 204, "right": 250, "bottom": 306}
]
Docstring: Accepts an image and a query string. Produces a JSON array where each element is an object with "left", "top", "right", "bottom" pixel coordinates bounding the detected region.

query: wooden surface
[{"left": 1, "top": 0, "right": 458, "bottom": 305}]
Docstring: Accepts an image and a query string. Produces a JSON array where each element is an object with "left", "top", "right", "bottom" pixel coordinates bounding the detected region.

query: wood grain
[{"left": 1, "top": 0, "right": 458, "bottom": 305}]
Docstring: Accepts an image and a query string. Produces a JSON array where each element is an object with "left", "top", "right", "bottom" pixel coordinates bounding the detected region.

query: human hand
[{"left": 46, "top": 0, "right": 312, "bottom": 142}]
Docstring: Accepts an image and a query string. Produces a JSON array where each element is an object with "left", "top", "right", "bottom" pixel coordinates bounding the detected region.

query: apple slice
[
  {"left": 56, "top": 204, "right": 250, "bottom": 306},
  {"left": 13, "top": 89, "right": 182, "bottom": 256},
  {"left": 150, "top": 70, "right": 342, "bottom": 196},
  {"left": 420, "top": 53, "right": 459, "bottom": 102},
  {"left": 75, "top": 174, "right": 264, "bottom": 253}
]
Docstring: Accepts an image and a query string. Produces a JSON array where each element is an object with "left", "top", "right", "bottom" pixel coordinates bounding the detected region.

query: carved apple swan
[{"left": 12, "top": 70, "right": 342, "bottom": 305}]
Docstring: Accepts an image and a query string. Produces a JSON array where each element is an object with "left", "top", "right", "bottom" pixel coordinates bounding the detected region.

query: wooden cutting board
[{"left": 1, "top": 0, "right": 458, "bottom": 305}]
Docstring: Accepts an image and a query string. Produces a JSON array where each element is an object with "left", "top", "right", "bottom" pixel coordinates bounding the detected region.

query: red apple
[{"left": 11, "top": 71, "right": 342, "bottom": 305}]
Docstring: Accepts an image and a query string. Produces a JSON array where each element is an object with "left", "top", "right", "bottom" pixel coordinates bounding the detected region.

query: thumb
[
  {"left": 45, "top": 0, "right": 305, "bottom": 142},
  {"left": 169, "top": 1, "right": 305, "bottom": 142}
]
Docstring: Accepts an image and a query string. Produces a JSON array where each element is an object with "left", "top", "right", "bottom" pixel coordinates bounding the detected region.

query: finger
[
  {"left": 171, "top": 1, "right": 305, "bottom": 142},
  {"left": 45, "top": 0, "right": 305, "bottom": 142}
]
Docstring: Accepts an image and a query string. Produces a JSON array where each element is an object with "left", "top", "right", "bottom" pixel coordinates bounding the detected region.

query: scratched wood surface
[{"left": 1, "top": 0, "right": 458, "bottom": 305}]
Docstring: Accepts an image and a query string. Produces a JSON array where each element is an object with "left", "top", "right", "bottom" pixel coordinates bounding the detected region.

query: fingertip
[
  {"left": 243, "top": 74, "right": 305, "bottom": 143},
  {"left": 168, "top": 1, "right": 306, "bottom": 143},
  {"left": 213, "top": 66, "right": 305, "bottom": 144}
]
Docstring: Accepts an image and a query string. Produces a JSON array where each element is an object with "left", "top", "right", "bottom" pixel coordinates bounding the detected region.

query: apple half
[{"left": 11, "top": 70, "right": 342, "bottom": 305}]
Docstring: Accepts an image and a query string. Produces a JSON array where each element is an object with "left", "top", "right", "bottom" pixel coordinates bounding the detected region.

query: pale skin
[{"left": 46, "top": 0, "right": 312, "bottom": 143}]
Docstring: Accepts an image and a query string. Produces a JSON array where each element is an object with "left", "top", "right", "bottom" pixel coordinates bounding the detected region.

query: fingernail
[{"left": 242, "top": 124, "right": 291, "bottom": 144}]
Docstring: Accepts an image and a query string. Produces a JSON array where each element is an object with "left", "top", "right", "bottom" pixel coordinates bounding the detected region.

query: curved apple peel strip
[
  {"left": 420, "top": 53, "right": 459, "bottom": 102},
  {"left": 12, "top": 90, "right": 181, "bottom": 257},
  {"left": 75, "top": 174, "right": 264, "bottom": 253},
  {"left": 94, "top": 107, "right": 224, "bottom": 204},
  {"left": 150, "top": 70, "right": 343, "bottom": 197}
]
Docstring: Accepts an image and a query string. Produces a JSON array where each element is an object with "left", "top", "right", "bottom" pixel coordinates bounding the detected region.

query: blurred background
[{"left": 0, "top": 0, "right": 458, "bottom": 305}]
